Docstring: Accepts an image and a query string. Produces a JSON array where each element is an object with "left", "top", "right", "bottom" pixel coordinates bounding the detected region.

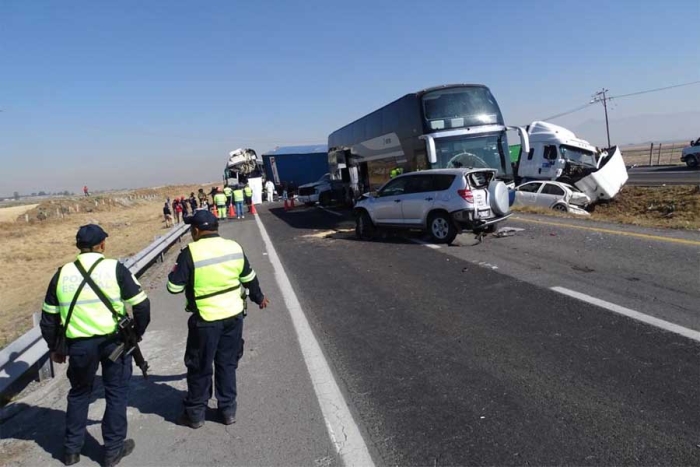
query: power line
[
  {"left": 608, "top": 80, "right": 700, "bottom": 100},
  {"left": 541, "top": 80, "right": 700, "bottom": 122},
  {"left": 543, "top": 102, "right": 594, "bottom": 121}
]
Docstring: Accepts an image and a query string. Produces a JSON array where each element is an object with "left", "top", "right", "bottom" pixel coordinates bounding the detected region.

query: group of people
[
  {"left": 40, "top": 215, "right": 269, "bottom": 466},
  {"left": 162, "top": 189, "right": 214, "bottom": 227},
  {"left": 211, "top": 184, "right": 252, "bottom": 220}
]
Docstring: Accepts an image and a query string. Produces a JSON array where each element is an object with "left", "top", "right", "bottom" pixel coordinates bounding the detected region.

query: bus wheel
[{"left": 356, "top": 211, "right": 375, "bottom": 240}]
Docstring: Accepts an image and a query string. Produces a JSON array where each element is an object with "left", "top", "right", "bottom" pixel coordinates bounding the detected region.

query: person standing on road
[
  {"left": 166, "top": 210, "right": 269, "bottom": 429},
  {"left": 39, "top": 224, "right": 151, "bottom": 467},
  {"left": 189, "top": 192, "right": 198, "bottom": 212},
  {"left": 213, "top": 188, "right": 228, "bottom": 220},
  {"left": 223, "top": 185, "right": 233, "bottom": 209},
  {"left": 233, "top": 185, "right": 245, "bottom": 219},
  {"left": 243, "top": 183, "right": 253, "bottom": 213},
  {"left": 265, "top": 179, "right": 275, "bottom": 202}
]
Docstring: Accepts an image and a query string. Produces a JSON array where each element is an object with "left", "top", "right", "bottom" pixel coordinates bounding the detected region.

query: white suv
[{"left": 354, "top": 169, "right": 511, "bottom": 244}]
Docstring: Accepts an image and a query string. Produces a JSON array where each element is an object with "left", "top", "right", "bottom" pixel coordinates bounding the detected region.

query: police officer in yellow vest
[
  {"left": 213, "top": 188, "right": 228, "bottom": 220},
  {"left": 40, "top": 224, "right": 151, "bottom": 466},
  {"left": 223, "top": 185, "right": 233, "bottom": 208},
  {"left": 390, "top": 167, "right": 404, "bottom": 179},
  {"left": 167, "top": 210, "right": 269, "bottom": 428},
  {"left": 232, "top": 185, "right": 245, "bottom": 220},
  {"left": 243, "top": 184, "right": 253, "bottom": 213}
]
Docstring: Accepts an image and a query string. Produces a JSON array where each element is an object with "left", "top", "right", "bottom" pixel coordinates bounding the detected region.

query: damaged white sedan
[{"left": 514, "top": 181, "right": 591, "bottom": 215}]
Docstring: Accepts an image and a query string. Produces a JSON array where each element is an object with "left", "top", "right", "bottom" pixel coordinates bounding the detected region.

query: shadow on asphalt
[
  {"left": 1, "top": 402, "right": 103, "bottom": 464},
  {"left": 267, "top": 206, "right": 354, "bottom": 231},
  {"left": 1, "top": 373, "right": 187, "bottom": 463},
  {"left": 129, "top": 373, "right": 186, "bottom": 424}
]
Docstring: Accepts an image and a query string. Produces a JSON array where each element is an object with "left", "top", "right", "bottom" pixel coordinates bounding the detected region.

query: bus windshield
[
  {"left": 433, "top": 132, "right": 513, "bottom": 179},
  {"left": 422, "top": 87, "right": 504, "bottom": 131}
]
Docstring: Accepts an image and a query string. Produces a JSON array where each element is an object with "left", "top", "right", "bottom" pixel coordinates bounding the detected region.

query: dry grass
[
  {"left": 513, "top": 185, "right": 700, "bottom": 230},
  {"left": 0, "top": 183, "right": 209, "bottom": 347},
  {"left": 0, "top": 204, "right": 39, "bottom": 222}
]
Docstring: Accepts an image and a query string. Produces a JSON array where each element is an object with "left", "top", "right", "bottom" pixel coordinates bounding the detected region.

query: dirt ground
[
  {"left": 0, "top": 204, "right": 39, "bottom": 223},
  {"left": 0, "top": 183, "right": 210, "bottom": 348},
  {"left": 514, "top": 185, "right": 700, "bottom": 230}
]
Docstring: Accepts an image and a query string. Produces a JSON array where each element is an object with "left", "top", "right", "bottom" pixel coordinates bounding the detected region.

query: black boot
[{"left": 103, "top": 439, "right": 135, "bottom": 467}]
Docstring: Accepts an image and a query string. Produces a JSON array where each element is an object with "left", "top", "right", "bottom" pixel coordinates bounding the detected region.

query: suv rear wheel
[
  {"left": 428, "top": 212, "right": 457, "bottom": 244},
  {"left": 355, "top": 211, "right": 375, "bottom": 240},
  {"left": 686, "top": 155, "right": 698, "bottom": 169}
]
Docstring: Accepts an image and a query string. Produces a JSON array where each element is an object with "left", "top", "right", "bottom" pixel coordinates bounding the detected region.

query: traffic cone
[
  {"left": 284, "top": 199, "right": 289, "bottom": 211},
  {"left": 228, "top": 204, "right": 236, "bottom": 218},
  {"left": 250, "top": 203, "right": 257, "bottom": 215}
]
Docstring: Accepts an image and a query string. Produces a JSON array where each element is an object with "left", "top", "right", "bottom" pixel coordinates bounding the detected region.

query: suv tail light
[{"left": 457, "top": 189, "right": 474, "bottom": 203}]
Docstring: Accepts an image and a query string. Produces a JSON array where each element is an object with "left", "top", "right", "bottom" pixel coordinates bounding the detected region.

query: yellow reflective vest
[
  {"left": 188, "top": 237, "right": 253, "bottom": 321},
  {"left": 223, "top": 186, "right": 233, "bottom": 198},
  {"left": 233, "top": 189, "right": 244, "bottom": 202},
  {"left": 51, "top": 254, "right": 140, "bottom": 338},
  {"left": 214, "top": 192, "right": 228, "bottom": 206},
  {"left": 244, "top": 186, "right": 252, "bottom": 198}
]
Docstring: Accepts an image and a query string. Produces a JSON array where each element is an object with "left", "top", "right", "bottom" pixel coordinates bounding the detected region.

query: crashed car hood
[
  {"left": 575, "top": 146, "right": 628, "bottom": 202},
  {"left": 568, "top": 191, "right": 590, "bottom": 207}
]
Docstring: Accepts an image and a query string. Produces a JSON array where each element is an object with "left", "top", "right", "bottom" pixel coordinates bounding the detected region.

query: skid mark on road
[
  {"left": 512, "top": 217, "right": 700, "bottom": 246},
  {"left": 552, "top": 286, "right": 700, "bottom": 342}
]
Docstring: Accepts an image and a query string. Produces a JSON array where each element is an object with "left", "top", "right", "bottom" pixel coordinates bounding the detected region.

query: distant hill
[{"left": 571, "top": 111, "right": 699, "bottom": 147}]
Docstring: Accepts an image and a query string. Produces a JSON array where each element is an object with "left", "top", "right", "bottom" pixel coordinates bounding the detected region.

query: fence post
[
  {"left": 669, "top": 144, "right": 675, "bottom": 164},
  {"left": 33, "top": 313, "right": 54, "bottom": 381},
  {"left": 656, "top": 143, "right": 662, "bottom": 165},
  {"left": 648, "top": 143, "right": 654, "bottom": 166}
]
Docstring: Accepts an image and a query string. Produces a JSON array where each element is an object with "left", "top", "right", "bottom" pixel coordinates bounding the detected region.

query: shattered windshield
[
  {"left": 433, "top": 132, "right": 512, "bottom": 179},
  {"left": 560, "top": 145, "right": 596, "bottom": 167}
]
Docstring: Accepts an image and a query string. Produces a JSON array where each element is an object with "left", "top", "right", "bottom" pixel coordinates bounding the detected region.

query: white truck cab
[{"left": 516, "top": 121, "right": 628, "bottom": 202}]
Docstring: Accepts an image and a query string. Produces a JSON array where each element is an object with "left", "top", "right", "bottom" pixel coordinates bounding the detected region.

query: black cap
[
  {"left": 76, "top": 224, "right": 108, "bottom": 248},
  {"left": 184, "top": 210, "right": 219, "bottom": 230}
]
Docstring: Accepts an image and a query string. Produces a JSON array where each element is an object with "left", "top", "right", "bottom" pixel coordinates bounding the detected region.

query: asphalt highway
[
  {"left": 2, "top": 204, "right": 699, "bottom": 466},
  {"left": 627, "top": 165, "right": 700, "bottom": 185},
  {"left": 260, "top": 204, "right": 700, "bottom": 465}
]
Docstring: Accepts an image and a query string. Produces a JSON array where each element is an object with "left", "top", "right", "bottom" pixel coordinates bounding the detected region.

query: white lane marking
[
  {"left": 477, "top": 261, "right": 498, "bottom": 270},
  {"left": 317, "top": 206, "right": 344, "bottom": 217},
  {"left": 254, "top": 214, "right": 375, "bottom": 467},
  {"left": 410, "top": 238, "right": 441, "bottom": 249},
  {"left": 551, "top": 286, "right": 700, "bottom": 343}
]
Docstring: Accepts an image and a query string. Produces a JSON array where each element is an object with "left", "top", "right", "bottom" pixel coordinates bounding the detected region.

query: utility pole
[{"left": 591, "top": 89, "right": 611, "bottom": 148}]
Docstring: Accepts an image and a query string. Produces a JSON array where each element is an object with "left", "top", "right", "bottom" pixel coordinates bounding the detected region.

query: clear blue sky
[{"left": 1, "top": 0, "right": 699, "bottom": 195}]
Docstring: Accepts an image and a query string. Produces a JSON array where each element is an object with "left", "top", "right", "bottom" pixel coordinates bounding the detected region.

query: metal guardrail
[{"left": 0, "top": 222, "right": 189, "bottom": 402}]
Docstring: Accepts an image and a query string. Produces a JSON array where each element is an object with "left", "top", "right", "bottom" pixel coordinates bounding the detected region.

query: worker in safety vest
[
  {"left": 223, "top": 185, "right": 233, "bottom": 208},
  {"left": 390, "top": 167, "right": 404, "bottom": 179},
  {"left": 213, "top": 188, "right": 228, "bottom": 220},
  {"left": 243, "top": 184, "right": 253, "bottom": 212},
  {"left": 166, "top": 210, "right": 269, "bottom": 428},
  {"left": 233, "top": 185, "right": 245, "bottom": 220},
  {"left": 40, "top": 224, "right": 151, "bottom": 467}
]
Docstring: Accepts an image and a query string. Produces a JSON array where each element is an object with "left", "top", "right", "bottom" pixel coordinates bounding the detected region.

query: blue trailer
[{"left": 261, "top": 145, "right": 328, "bottom": 191}]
